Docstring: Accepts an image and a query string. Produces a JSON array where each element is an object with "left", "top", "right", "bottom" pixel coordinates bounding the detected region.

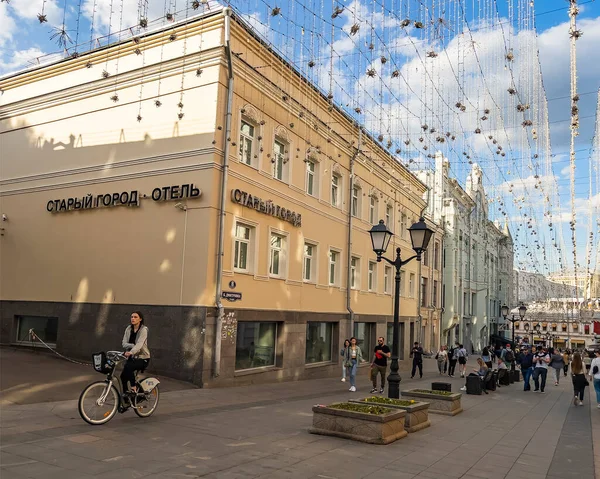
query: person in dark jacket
[
  {"left": 448, "top": 342, "right": 458, "bottom": 378},
  {"left": 520, "top": 347, "right": 535, "bottom": 391},
  {"left": 411, "top": 342, "right": 424, "bottom": 379}
]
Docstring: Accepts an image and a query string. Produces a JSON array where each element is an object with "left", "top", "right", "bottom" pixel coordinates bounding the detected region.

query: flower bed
[
  {"left": 401, "top": 389, "right": 463, "bottom": 416},
  {"left": 349, "top": 396, "right": 431, "bottom": 433},
  {"left": 309, "top": 402, "right": 408, "bottom": 444}
]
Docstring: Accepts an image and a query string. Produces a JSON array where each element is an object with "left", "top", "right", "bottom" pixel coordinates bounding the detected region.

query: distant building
[
  {"left": 417, "top": 153, "right": 513, "bottom": 353},
  {"left": 513, "top": 270, "right": 575, "bottom": 304}
]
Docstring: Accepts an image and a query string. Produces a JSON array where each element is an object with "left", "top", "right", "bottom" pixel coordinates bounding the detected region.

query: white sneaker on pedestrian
[
  {"left": 349, "top": 386, "right": 356, "bottom": 392},
  {"left": 578, "top": 401, "right": 583, "bottom": 406},
  {"left": 341, "top": 378, "right": 346, "bottom": 382},
  {"left": 460, "top": 386, "right": 466, "bottom": 391},
  {"left": 574, "top": 396, "right": 579, "bottom": 406}
]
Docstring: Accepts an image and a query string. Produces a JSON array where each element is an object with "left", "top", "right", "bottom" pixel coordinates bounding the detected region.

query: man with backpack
[{"left": 501, "top": 343, "right": 514, "bottom": 372}]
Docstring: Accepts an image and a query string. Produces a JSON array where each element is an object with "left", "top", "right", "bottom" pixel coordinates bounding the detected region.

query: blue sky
[{"left": 1, "top": 0, "right": 599, "bottom": 277}]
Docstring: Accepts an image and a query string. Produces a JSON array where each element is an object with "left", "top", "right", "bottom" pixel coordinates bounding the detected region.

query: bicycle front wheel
[
  {"left": 134, "top": 385, "right": 159, "bottom": 418},
  {"left": 78, "top": 381, "right": 119, "bottom": 425}
]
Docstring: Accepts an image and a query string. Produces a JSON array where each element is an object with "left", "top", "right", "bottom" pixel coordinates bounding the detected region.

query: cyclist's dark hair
[{"left": 133, "top": 311, "right": 145, "bottom": 325}]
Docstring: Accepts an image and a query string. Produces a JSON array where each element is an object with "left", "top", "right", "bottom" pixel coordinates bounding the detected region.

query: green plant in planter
[
  {"left": 362, "top": 397, "right": 416, "bottom": 407},
  {"left": 412, "top": 389, "right": 453, "bottom": 396},
  {"left": 328, "top": 403, "right": 391, "bottom": 415}
]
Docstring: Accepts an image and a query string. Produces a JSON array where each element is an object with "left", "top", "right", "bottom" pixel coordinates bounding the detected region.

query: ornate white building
[{"left": 418, "top": 153, "right": 514, "bottom": 352}]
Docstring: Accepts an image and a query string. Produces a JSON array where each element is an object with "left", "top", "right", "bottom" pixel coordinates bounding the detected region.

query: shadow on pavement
[{"left": 0, "top": 346, "right": 197, "bottom": 405}]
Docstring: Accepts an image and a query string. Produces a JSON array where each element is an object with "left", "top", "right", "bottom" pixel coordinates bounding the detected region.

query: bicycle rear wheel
[
  {"left": 78, "top": 381, "right": 119, "bottom": 425},
  {"left": 134, "top": 385, "right": 159, "bottom": 418}
]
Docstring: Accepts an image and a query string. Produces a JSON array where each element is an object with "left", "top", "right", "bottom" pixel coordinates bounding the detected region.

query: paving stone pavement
[{"left": 1, "top": 355, "right": 599, "bottom": 479}]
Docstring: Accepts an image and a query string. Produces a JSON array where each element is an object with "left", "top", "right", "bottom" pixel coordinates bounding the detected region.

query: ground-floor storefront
[{"left": 0, "top": 300, "right": 422, "bottom": 387}]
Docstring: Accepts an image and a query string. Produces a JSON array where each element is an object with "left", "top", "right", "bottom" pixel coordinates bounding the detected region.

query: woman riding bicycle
[{"left": 121, "top": 311, "right": 150, "bottom": 396}]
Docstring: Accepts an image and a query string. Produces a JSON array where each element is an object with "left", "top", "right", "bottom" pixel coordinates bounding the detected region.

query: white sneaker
[
  {"left": 341, "top": 378, "right": 346, "bottom": 382},
  {"left": 574, "top": 396, "right": 579, "bottom": 406},
  {"left": 578, "top": 401, "right": 583, "bottom": 406},
  {"left": 460, "top": 386, "right": 467, "bottom": 391},
  {"left": 349, "top": 386, "right": 356, "bottom": 392}
]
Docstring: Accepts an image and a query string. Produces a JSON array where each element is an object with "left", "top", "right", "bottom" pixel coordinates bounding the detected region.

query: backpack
[{"left": 504, "top": 350, "right": 514, "bottom": 363}]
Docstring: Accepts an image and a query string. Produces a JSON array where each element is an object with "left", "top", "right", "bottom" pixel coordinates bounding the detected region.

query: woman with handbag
[
  {"left": 344, "top": 337, "right": 363, "bottom": 392},
  {"left": 571, "top": 352, "right": 588, "bottom": 406},
  {"left": 340, "top": 339, "right": 350, "bottom": 382}
]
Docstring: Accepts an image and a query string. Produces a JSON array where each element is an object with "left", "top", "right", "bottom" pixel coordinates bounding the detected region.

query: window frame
[
  {"left": 409, "top": 273, "right": 415, "bottom": 298},
  {"left": 385, "top": 203, "right": 393, "bottom": 229},
  {"left": 369, "top": 195, "right": 378, "bottom": 224},
  {"left": 350, "top": 256, "right": 360, "bottom": 290},
  {"left": 303, "top": 241, "right": 318, "bottom": 283},
  {"left": 272, "top": 138, "right": 288, "bottom": 182},
  {"left": 239, "top": 118, "right": 257, "bottom": 167},
  {"left": 331, "top": 174, "right": 341, "bottom": 207},
  {"left": 384, "top": 265, "right": 392, "bottom": 295},
  {"left": 305, "top": 159, "right": 318, "bottom": 197},
  {"left": 305, "top": 322, "right": 334, "bottom": 364},
  {"left": 269, "top": 230, "right": 288, "bottom": 278},
  {"left": 235, "top": 321, "right": 278, "bottom": 371},
  {"left": 351, "top": 185, "right": 361, "bottom": 217},
  {"left": 234, "top": 221, "right": 255, "bottom": 273},
  {"left": 328, "top": 248, "right": 341, "bottom": 286},
  {"left": 368, "top": 261, "right": 377, "bottom": 292}
]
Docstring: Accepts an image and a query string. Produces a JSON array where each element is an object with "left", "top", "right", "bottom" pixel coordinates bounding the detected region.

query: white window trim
[
  {"left": 351, "top": 185, "right": 361, "bottom": 218},
  {"left": 232, "top": 217, "right": 259, "bottom": 274},
  {"left": 303, "top": 239, "right": 319, "bottom": 284},
  {"left": 350, "top": 255, "right": 361, "bottom": 290},
  {"left": 331, "top": 173, "right": 342, "bottom": 208},
  {"left": 385, "top": 203, "right": 393, "bottom": 231},
  {"left": 328, "top": 247, "right": 342, "bottom": 287},
  {"left": 272, "top": 137, "right": 290, "bottom": 184},
  {"left": 268, "top": 227, "right": 289, "bottom": 279},
  {"left": 368, "top": 261, "right": 377, "bottom": 292},
  {"left": 239, "top": 117, "right": 259, "bottom": 168},
  {"left": 305, "top": 156, "right": 320, "bottom": 198},
  {"left": 369, "top": 196, "right": 378, "bottom": 224},
  {"left": 384, "top": 265, "right": 392, "bottom": 295}
]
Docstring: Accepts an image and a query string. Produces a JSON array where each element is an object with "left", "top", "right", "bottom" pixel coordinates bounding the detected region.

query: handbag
[{"left": 435, "top": 353, "right": 439, "bottom": 360}]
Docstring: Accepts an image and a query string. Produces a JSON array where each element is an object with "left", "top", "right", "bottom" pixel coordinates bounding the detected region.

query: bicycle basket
[{"left": 92, "top": 352, "right": 113, "bottom": 374}]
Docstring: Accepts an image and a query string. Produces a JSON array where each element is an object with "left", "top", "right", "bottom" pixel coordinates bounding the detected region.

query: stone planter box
[
  {"left": 401, "top": 389, "right": 463, "bottom": 416},
  {"left": 349, "top": 398, "right": 431, "bottom": 433},
  {"left": 309, "top": 403, "right": 408, "bottom": 444}
]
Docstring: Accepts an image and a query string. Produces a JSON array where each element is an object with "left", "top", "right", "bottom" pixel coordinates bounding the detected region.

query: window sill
[
  {"left": 305, "top": 361, "right": 334, "bottom": 369},
  {"left": 234, "top": 365, "right": 280, "bottom": 376}
]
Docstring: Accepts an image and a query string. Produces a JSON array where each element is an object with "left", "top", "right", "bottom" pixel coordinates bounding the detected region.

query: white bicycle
[{"left": 78, "top": 351, "right": 160, "bottom": 425}]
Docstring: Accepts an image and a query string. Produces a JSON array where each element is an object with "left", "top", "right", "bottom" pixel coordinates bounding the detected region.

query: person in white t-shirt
[
  {"left": 589, "top": 350, "right": 600, "bottom": 409},
  {"left": 532, "top": 347, "right": 551, "bottom": 393}
]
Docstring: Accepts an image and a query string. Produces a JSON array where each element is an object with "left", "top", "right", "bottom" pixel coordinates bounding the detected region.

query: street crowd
[{"left": 340, "top": 337, "right": 600, "bottom": 409}]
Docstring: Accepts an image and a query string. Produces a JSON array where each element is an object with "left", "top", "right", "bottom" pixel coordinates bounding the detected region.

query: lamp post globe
[
  {"left": 408, "top": 217, "right": 434, "bottom": 258},
  {"left": 518, "top": 304, "right": 527, "bottom": 319},
  {"left": 368, "top": 220, "right": 393, "bottom": 260}
]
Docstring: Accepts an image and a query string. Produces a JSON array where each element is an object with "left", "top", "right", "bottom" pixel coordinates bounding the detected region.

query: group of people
[
  {"left": 340, "top": 337, "right": 425, "bottom": 393},
  {"left": 434, "top": 342, "right": 470, "bottom": 378}
]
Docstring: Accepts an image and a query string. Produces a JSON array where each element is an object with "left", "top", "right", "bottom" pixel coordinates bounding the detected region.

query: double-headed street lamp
[
  {"left": 369, "top": 217, "right": 434, "bottom": 399},
  {"left": 501, "top": 303, "right": 527, "bottom": 345}
]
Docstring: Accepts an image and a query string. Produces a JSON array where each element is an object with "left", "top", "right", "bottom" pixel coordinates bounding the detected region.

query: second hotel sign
[{"left": 231, "top": 189, "right": 302, "bottom": 227}]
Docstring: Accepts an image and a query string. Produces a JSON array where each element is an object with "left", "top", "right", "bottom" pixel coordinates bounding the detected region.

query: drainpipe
[
  {"left": 214, "top": 8, "right": 234, "bottom": 378},
  {"left": 346, "top": 125, "right": 361, "bottom": 339}
]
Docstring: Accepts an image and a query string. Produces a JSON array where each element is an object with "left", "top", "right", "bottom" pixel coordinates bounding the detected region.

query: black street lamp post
[
  {"left": 369, "top": 218, "right": 434, "bottom": 399},
  {"left": 504, "top": 303, "right": 527, "bottom": 346}
]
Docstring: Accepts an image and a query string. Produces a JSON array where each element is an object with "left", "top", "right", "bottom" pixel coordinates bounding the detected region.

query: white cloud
[
  {"left": 9, "top": 0, "right": 62, "bottom": 26},
  {"left": 0, "top": 47, "right": 50, "bottom": 75},
  {"left": 0, "top": 2, "right": 16, "bottom": 47}
]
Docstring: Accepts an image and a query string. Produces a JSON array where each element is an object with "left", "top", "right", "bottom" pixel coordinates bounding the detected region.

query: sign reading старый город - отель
[
  {"left": 46, "top": 184, "right": 201, "bottom": 213},
  {"left": 231, "top": 188, "right": 302, "bottom": 227}
]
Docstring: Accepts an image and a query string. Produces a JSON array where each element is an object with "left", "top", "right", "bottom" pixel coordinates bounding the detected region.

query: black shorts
[{"left": 458, "top": 357, "right": 467, "bottom": 365}]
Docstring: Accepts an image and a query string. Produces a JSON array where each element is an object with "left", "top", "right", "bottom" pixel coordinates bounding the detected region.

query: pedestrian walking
[
  {"left": 457, "top": 343, "right": 468, "bottom": 378},
  {"left": 520, "top": 346, "right": 535, "bottom": 391},
  {"left": 411, "top": 342, "right": 424, "bottom": 379},
  {"left": 589, "top": 349, "right": 600, "bottom": 409},
  {"left": 549, "top": 348, "right": 565, "bottom": 386},
  {"left": 562, "top": 350, "right": 570, "bottom": 377},
  {"left": 370, "top": 337, "right": 390, "bottom": 394},
  {"left": 571, "top": 352, "right": 589, "bottom": 406},
  {"left": 501, "top": 343, "right": 514, "bottom": 373},
  {"left": 448, "top": 343, "right": 458, "bottom": 377},
  {"left": 481, "top": 346, "right": 492, "bottom": 369},
  {"left": 344, "top": 337, "right": 363, "bottom": 392},
  {"left": 533, "top": 346, "right": 550, "bottom": 393},
  {"left": 340, "top": 339, "right": 350, "bottom": 382},
  {"left": 436, "top": 345, "right": 448, "bottom": 375}
]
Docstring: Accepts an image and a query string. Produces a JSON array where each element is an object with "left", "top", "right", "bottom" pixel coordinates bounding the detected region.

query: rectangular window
[
  {"left": 306, "top": 160, "right": 316, "bottom": 196},
  {"left": 384, "top": 266, "right": 392, "bottom": 294},
  {"left": 273, "top": 139, "right": 286, "bottom": 181},
  {"left": 354, "top": 322, "right": 375, "bottom": 361},
  {"left": 369, "top": 196, "right": 378, "bottom": 224},
  {"left": 423, "top": 250, "right": 429, "bottom": 267},
  {"left": 386, "top": 322, "right": 405, "bottom": 360},
  {"left": 239, "top": 120, "right": 255, "bottom": 165},
  {"left": 303, "top": 243, "right": 316, "bottom": 282},
  {"left": 329, "top": 250, "right": 339, "bottom": 286},
  {"left": 351, "top": 186, "right": 360, "bottom": 217},
  {"left": 400, "top": 270, "right": 406, "bottom": 296},
  {"left": 434, "top": 243, "right": 440, "bottom": 270},
  {"left": 471, "top": 293, "right": 476, "bottom": 315},
  {"left": 421, "top": 277, "right": 428, "bottom": 307},
  {"left": 235, "top": 322, "right": 277, "bottom": 370},
  {"left": 350, "top": 256, "right": 359, "bottom": 289},
  {"left": 385, "top": 204, "right": 393, "bottom": 229},
  {"left": 15, "top": 316, "right": 58, "bottom": 346},
  {"left": 400, "top": 214, "right": 407, "bottom": 239},
  {"left": 409, "top": 273, "right": 415, "bottom": 298},
  {"left": 234, "top": 223, "right": 253, "bottom": 272},
  {"left": 433, "top": 280, "right": 438, "bottom": 307},
  {"left": 269, "top": 233, "right": 286, "bottom": 277},
  {"left": 368, "top": 261, "right": 377, "bottom": 291},
  {"left": 305, "top": 322, "right": 333, "bottom": 364},
  {"left": 331, "top": 175, "right": 340, "bottom": 207},
  {"left": 463, "top": 292, "right": 468, "bottom": 315}
]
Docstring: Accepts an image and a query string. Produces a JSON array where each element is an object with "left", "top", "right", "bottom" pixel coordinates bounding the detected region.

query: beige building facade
[{"left": 0, "top": 8, "right": 438, "bottom": 386}]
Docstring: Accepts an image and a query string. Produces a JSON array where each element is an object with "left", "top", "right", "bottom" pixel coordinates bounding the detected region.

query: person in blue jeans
[
  {"left": 589, "top": 350, "right": 600, "bottom": 409},
  {"left": 344, "top": 337, "right": 364, "bottom": 392},
  {"left": 519, "top": 347, "right": 535, "bottom": 391}
]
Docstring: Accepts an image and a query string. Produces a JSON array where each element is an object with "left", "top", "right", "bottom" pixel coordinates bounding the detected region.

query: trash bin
[{"left": 432, "top": 382, "right": 452, "bottom": 392}]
